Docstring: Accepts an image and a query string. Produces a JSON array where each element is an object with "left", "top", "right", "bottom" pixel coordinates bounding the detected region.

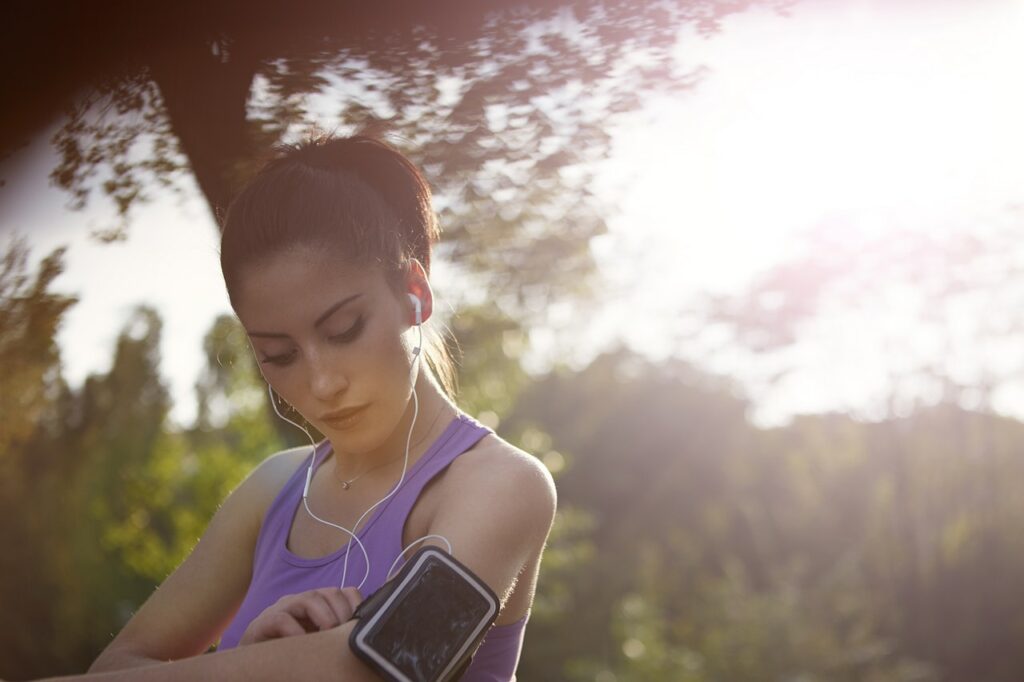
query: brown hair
[{"left": 219, "top": 134, "right": 459, "bottom": 397}]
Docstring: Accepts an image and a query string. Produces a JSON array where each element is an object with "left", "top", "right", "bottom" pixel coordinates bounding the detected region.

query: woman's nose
[{"left": 307, "top": 352, "right": 350, "bottom": 402}]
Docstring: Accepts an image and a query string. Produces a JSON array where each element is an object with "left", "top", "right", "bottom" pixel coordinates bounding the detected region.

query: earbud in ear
[
  {"left": 407, "top": 293, "right": 423, "bottom": 326},
  {"left": 406, "top": 293, "right": 423, "bottom": 357}
]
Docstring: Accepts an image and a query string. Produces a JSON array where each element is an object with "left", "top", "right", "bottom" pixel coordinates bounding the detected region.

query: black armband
[{"left": 349, "top": 546, "right": 499, "bottom": 682}]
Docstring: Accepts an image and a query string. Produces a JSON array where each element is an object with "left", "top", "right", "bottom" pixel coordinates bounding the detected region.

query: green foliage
[
  {"left": 448, "top": 302, "right": 531, "bottom": 420},
  {"left": 0, "top": 235, "right": 77, "bottom": 456},
  {"left": 509, "top": 350, "right": 1024, "bottom": 682},
  {"left": 0, "top": 236, "right": 79, "bottom": 676},
  {"left": 0, "top": 246, "right": 285, "bottom": 677}
]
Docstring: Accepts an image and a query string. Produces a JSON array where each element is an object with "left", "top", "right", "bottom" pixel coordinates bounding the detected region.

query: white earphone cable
[{"left": 386, "top": 534, "right": 454, "bottom": 582}]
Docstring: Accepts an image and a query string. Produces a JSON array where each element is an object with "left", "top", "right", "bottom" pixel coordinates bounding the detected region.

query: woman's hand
[{"left": 239, "top": 587, "right": 362, "bottom": 646}]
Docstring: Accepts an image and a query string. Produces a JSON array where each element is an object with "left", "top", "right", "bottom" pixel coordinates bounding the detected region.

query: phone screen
[{"left": 360, "top": 555, "right": 495, "bottom": 681}]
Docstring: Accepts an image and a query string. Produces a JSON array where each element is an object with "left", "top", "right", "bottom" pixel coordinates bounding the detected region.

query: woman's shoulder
[
  {"left": 255, "top": 443, "right": 316, "bottom": 482},
  {"left": 228, "top": 444, "right": 315, "bottom": 520},
  {"left": 446, "top": 426, "right": 558, "bottom": 521},
  {"left": 423, "top": 424, "right": 557, "bottom": 602}
]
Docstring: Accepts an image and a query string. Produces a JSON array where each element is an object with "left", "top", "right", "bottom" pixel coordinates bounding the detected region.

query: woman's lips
[{"left": 320, "top": 404, "right": 368, "bottom": 427}]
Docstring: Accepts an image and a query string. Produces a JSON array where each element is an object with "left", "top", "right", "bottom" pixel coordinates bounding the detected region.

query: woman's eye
[
  {"left": 262, "top": 317, "right": 365, "bottom": 366},
  {"left": 261, "top": 350, "right": 296, "bottom": 366},
  {"left": 330, "top": 315, "right": 365, "bottom": 344},
  {"left": 260, "top": 316, "right": 365, "bottom": 367}
]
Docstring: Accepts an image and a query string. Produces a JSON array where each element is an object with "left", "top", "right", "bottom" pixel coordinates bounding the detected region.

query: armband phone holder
[{"left": 349, "top": 546, "right": 499, "bottom": 682}]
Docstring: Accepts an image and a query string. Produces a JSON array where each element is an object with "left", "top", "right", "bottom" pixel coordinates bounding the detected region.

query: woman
[{"left": 45, "top": 135, "right": 556, "bottom": 681}]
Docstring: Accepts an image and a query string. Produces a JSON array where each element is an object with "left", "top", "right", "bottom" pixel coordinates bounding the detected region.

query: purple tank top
[{"left": 219, "top": 413, "right": 529, "bottom": 680}]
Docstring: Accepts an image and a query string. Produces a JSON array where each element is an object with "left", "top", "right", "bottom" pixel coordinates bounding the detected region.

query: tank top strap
[
  {"left": 252, "top": 440, "right": 331, "bottom": 567},
  {"left": 376, "top": 412, "right": 493, "bottom": 551}
]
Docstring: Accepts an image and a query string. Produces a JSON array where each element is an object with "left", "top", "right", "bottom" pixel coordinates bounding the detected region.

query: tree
[
  {"left": 3, "top": 0, "right": 788, "bottom": 318},
  {"left": 0, "top": 237, "right": 78, "bottom": 675},
  {"left": 0, "top": 236, "right": 77, "bottom": 456},
  {"left": 507, "top": 347, "right": 1024, "bottom": 681}
]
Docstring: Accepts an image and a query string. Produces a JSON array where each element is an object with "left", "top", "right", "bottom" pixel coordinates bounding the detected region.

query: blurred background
[{"left": 2, "top": 0, "right": 1023, "bottom": 679}]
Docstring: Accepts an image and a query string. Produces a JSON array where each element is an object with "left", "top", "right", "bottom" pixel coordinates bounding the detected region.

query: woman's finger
[
  {"left": 320, "top": 587, "right": 361, "bottom": 623},
  {"left": 285, "top": 592, "right": 339, "bottom": 631},
  {"left": 241, "top": 586, "right": 367, "bottom": 645},
  {"left": 265, "top": 611, "right": 309, "bottom": 639},
  {"left": 340, "top": 586, "right": 364, "bottom": 615}
]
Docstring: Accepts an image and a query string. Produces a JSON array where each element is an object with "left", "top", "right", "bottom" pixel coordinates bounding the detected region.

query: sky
[
  {"left": 567, "top": 0, "right": 1024, "bottom": 425},
  {"left": 2, "top": 0, "right": 1022, "bottom": 429}
]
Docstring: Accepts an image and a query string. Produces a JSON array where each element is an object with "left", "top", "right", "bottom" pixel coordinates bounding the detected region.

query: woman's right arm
[{"left": 88, "top": 448, "right": 307, "bottom": 671}]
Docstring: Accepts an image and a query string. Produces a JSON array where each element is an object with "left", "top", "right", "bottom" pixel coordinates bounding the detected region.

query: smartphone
[{"left": 349, "top": 546, "right": 499, "bottom": 682}]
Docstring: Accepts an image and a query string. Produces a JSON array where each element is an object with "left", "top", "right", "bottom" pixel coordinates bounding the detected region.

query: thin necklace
[{"left": 334, "top": 402, "right": 450, "bottom": 490}]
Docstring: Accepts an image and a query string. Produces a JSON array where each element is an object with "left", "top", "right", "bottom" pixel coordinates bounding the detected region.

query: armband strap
[{"left": 348, "top": 546, "right": 499, "bottom": 682}]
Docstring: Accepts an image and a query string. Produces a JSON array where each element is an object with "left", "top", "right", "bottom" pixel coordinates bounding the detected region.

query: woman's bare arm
[
  {"left": 89, "top": 448, "right": 307, "bottom": 670},
  {"left": 43, "top": 623, "right": 376, "bottom": 682},
  {"left": 425, "top": 443, "right": 557, "bottom": 614}
]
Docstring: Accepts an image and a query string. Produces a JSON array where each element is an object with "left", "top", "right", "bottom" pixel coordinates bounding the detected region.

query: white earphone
[
  {"left": 408, "top": 294, "right": 423, "bottom": 356},
  {"left": 408, "top": 293, "right": 423, "bottom": 326}
]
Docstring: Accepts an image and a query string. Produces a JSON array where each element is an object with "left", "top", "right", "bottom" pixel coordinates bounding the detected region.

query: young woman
[{"left": 41, "top": 135, "right": 556, "bottom": 681}]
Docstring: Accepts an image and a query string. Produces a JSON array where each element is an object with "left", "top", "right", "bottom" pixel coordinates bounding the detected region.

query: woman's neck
[{"left": 327, "top": 370, "right": 459, "bottom": 485}]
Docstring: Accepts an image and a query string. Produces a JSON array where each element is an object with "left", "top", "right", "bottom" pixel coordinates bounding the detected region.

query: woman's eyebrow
[{"left": 247, "top": 293, "right": 363, "bottom": 338}]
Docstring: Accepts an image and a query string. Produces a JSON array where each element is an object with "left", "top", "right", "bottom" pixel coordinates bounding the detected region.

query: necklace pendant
[{"left": 341, "top": 480, "right": 351, "bottom": 490}]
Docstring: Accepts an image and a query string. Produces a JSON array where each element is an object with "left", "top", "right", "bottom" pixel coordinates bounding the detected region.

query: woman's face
[{"left": 233, "top": 245, "right": 418, "bottom": 455}]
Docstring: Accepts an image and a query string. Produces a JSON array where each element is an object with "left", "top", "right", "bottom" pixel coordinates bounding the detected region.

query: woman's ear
[{"left": 405, "top": 259, "right": 433, "bottom": 325}]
